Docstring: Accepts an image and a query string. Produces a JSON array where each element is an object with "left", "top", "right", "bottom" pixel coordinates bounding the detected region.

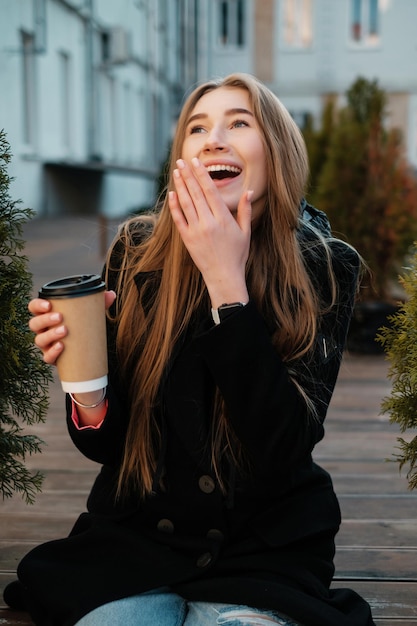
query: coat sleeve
[
  {"left": 193, "top": 240, "right": 360, "bottom": 477},
  {"left": 65, "top": 365, "right": 129, "bottom": 466}
]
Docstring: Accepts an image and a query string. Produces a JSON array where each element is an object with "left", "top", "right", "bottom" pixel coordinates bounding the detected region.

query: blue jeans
[{"left": 75, "top": 589, "right": 303, "bottom": 625}]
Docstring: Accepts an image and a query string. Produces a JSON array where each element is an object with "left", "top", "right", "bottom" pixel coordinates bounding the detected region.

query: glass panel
[
  {"left": 220, "top": 1, "right": 228, "bottom": 44},
  {"left": 217, "top": 0, "right": 246, "bottom": 47},
  {"left": 300, "top": 0, "right": 312, "bottom": 47},
  {"left": 283, "top": 0, "right": 312, "bottom": 47},
  {"left": 59, "top": 52, "right": 70, "bottom": 149},
  {"left": 351, "top": 0, "right": 362, "bottom": 41},
  {"left": 237, "top": 0, "right": 245, "bottom": 46},
  {"left": 284, "top": 0, "right": 296, "bottom": 45},
  {"left": 21, "top": 31, "right": 35, "bottom": 145},
  {"left": 369, "top": 0, "right": 378, "bottom": 35}
]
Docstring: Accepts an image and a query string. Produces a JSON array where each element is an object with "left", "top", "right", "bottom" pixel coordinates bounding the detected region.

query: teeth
[{"left": 206, "top": 164, "right": 241, "bottom": 174}]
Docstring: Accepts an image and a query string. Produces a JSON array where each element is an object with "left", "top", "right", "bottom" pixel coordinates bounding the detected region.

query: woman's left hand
[{"left": 168, "top": 157, "right": 252, "bottom": 308}]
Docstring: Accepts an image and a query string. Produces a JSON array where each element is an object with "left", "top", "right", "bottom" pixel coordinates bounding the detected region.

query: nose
[{"left": 203, "top": 126, "right": 227, "bottom": 152}]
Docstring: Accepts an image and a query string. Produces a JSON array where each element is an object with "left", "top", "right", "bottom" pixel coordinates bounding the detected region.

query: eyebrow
[{"left": 186, "top": 108, "right": 254, "bottom": 126}]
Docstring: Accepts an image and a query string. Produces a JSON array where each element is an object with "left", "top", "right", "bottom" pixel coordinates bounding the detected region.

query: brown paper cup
[{"left": 39, "top": 275, "right": 108, "bottom": 393}]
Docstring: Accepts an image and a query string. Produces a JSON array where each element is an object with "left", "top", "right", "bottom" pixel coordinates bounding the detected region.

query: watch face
[{"left": 218, "top": 302, "right": 244, "bottom": 322}]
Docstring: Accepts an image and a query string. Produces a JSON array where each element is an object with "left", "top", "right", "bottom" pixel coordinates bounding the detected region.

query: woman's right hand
[
  {"left": 28, "top": 291, "right": 116, "bottom": 365},
  {"left": 28, "top": 298, "right": 67, "bottom": 365}
]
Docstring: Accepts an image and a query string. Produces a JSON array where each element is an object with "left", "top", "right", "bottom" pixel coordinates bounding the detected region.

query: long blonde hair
[{"left": 107, "top": 73, "right": 334, "bottom": 498}]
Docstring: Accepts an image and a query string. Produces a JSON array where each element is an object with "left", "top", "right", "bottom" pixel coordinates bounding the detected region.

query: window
[
  {"left": 217, "top": 0, "right": 245, "bottom": 47},
  {"left": 59, "top": 52, "right": 71, "bottom": 150},
  {"left": 283, "top": 0, "right": 312, "bottom": 48},
  {"left": 21, "top": 31, "right": 36, "bottom": 146},
  {"left": 101, "top": 31, "right": 111, "bottom": 63},
  {"left": 102, "top": 75, "right": 120, "bottom": 160},
  {"left": 109, "top": 77, "right": 118, "bottom": 159},
  {"left": 123, "top": 82, "right": 133, "bottom": 162},
  {"left": 350, "top": 0, "right": 379, "bottom": 44},
  {"left": 157, "top": 0, "right": 168, "bottom": 31}
]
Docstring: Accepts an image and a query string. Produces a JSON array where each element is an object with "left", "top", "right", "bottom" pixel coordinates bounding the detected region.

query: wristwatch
[{"left": 211, "top": 302, "right": 247, "bottom": 325}]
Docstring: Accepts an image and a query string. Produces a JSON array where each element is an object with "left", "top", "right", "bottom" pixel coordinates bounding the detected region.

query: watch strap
[{"left": 211, "top": 302, "right": 247, "bottom": 325}]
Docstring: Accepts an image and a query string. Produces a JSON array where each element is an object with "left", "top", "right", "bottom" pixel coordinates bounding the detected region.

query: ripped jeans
[{"left": 75, "top": 589, "right": 303, "bottom": 625}]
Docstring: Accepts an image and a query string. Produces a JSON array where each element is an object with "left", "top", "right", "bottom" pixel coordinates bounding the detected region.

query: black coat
[{"left": 16, "top": 215, "right": 376, "bottom": 626}]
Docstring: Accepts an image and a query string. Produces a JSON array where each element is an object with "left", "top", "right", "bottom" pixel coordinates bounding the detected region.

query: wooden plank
[
  {"left": 0, "top": 609, "right": 32, "bottom": 625},
  {"left": 0, "top": 516, "right": 74, "bottom": 542},
  {"left": 321, "top": 459, "right": 406, "bottom": 475},
  {"left": 0, "top": 543, "right": 39, "bottom": 571},
  {"left": 338, "top": 494, "right": 417, "bottom": 519},
  {"left": 375, "top": 617, "right": 417, "bottom": 626},
  {"left": 335, "top": 547, "right": 417, "bottom": 579},
  {"left": 29, "top": 469, "right": 98, "bottom": 491},
  {"left": 1, "top": 491, "right": 89, "bottom": 517},
  {"left": 316, "top": 437, "right": 407, "bottom": 462},
  {"left": 332, "top": 581, "right": 417, "bottom": 621},
  {"left": 332, "top": 474, "right": 412, "bottom": 494},
  {"left": 336, "top": 520, "right": 417, "bottom": 547}
]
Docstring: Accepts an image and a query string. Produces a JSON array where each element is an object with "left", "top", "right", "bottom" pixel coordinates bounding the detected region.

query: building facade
[
  {"left": 206, "top": 0, "right": 417, "bottom": 169},
  {"left": 0, "top": 0, "right": 199, "bottom": 217},
  {"left": 1, "top": 0, "right": 416, "bottom": 218}
]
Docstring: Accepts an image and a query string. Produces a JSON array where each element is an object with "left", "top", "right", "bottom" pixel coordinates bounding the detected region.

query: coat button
[
  {"left": 196, "top": 552, "right": 212, "bottom": 568},
  {"left": 157, "top": 518, "right": 174, "bottom": 534},
  {"left": 206, "top": 528, "right": 224, "bottom": 542},
  {"left": 198, "top": 475, "right": 215, "bottom": 494}
]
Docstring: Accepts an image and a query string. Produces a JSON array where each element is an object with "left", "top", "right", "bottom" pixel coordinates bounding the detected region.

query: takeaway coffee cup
[{"left": 38, "top": 274, "right": 108, "bottom": 393}]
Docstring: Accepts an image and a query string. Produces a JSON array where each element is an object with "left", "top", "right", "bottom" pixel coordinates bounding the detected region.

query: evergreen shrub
[
  {"left": 0, "top": 129, "right": 52, "bottom": 503},
  {"left": 304, "top": 77, "right": 417, "bottom": 302}
]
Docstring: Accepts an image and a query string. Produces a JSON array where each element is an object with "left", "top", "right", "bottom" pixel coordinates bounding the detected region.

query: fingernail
[
  {"left": 173, "top": 169, "right": 180, "bottom": 179},
  {"left": 191, "top": 157, "right": 200, "bottom": 168},
  {"left": 176, "top": 159, "right": 185, "bottom": 169},
  {"left": 247, "top": 190, "right": 254, "bottom": 202},
  {"left": 168, "top": 190, "right": 175, "bottom": 201},
  {"left": 55, "top": 325, "right": 65, "bottom": 335},
  {"left": 50, "top": 313, "right": 61, "bottom": 322}
]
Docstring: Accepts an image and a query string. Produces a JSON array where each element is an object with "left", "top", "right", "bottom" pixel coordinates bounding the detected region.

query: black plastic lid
[{"left": 39, "top": 274, "right": 105, "bottom": 299}]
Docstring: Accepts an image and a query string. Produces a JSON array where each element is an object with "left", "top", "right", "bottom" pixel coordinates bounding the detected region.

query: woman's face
[{"left": 181, "top": 87, "right": 268, "bottom": 220}]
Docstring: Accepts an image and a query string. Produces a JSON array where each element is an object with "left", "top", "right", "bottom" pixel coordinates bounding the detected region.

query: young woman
[{"left": 6, "top": 73, "right": 375, "bottom": 625}]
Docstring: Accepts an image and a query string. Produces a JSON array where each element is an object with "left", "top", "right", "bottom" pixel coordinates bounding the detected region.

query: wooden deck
[{"left": 1, "top": 217, "right": 416, "bottom": 624}]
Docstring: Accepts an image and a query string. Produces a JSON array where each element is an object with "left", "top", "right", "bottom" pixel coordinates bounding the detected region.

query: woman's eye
[
  {"left": 189, "top": 126, "right": 206, "bottom": 134},
  {"left": 232, "top": 119, "right": 249, "bottom": 128}
]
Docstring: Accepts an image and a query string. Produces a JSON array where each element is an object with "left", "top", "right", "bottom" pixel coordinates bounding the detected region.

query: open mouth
[{"left": 206, "top": 164, "right": 242, "bottom": 181}]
